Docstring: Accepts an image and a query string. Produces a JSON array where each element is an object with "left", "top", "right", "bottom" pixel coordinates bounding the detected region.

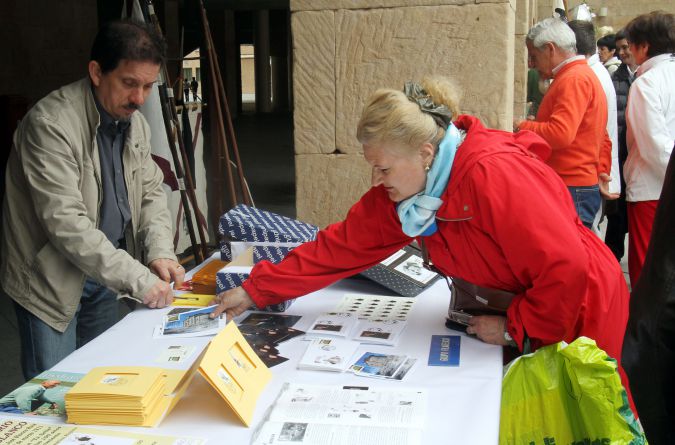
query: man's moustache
[{"left": 124, "top": 103, "right": 140, "bottom": 111}]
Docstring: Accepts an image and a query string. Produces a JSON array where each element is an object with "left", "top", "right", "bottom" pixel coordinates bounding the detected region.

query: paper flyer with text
[{"left": 0, "top": 418, "right": 205, "bottom": 445}]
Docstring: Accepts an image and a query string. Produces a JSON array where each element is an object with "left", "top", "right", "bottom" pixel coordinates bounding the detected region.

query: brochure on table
[
  {"left": 251, "top": 383, "right": 427, "bottom": 445},
  {"left": 0, "top": 370, "right": 83, "bottom": 420},
  {"left": 306, "top": 311, "right": 407, "bottom": 346}
]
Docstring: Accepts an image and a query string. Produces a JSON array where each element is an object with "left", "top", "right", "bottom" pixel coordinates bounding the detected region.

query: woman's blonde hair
[{"left": 356, "top": 76, "right": 460, "bottom": 152}]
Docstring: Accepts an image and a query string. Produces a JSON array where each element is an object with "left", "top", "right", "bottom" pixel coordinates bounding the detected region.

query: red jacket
[{"left": 243, "top": 115, "right": 629, "bottom": 362}]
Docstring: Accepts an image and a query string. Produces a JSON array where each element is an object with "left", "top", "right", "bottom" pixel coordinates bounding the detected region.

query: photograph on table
[
  {"left": 393, "top": 254, "right": 437, "bottom": 285},
  {"left": 391, "top": 358, "right": 418, "bottom": 381},
  {"left": 237, "top": 311, "right": 302, "bottom": 329},
  {"left": 307, "top": 312, "right": 358, "bottom": 338},
  {"left": 154, "top": 305, "right": 226, "bottom": 338},
  {"left": 298, "top": 337, "right": 361, "bottom": 372},
  {"left": 353, "top": 319, "right": 407, "bottom": 346},
  {"left": 349, "top": 352, "right": 408, "bottom": 379},
  {"left": 0, "top": 370, "right": 84, "bottom": 418}
]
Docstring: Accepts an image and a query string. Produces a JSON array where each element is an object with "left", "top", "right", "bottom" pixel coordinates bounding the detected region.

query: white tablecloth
[{"left": 19, "top": 261, "right": 503, "bottom": 444}]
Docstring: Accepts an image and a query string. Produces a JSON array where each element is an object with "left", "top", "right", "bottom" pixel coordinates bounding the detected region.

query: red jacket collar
[{"left": 435, "top": 115, "right": 551, "bottom": 221}]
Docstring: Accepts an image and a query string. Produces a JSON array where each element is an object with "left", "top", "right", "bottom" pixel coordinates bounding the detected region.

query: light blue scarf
[{"left": 397, "top": 123, "right": 462, "bottom": 237}]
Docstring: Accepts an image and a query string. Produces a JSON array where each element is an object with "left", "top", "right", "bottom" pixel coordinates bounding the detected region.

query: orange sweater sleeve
[{"left": 519, "top": 75, "right": 593, "bottom": 151}]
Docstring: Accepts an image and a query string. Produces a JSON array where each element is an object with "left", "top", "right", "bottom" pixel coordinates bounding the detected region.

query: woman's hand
[
  {"left": 209, "top": 286, "right": 255, "bottom": 320},
  {"left": 466, "top": 315, "right": 509, "bottom": 346}
]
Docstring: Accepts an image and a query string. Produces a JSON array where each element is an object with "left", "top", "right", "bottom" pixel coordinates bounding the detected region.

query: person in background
[
  {"left": 567, "top": 20, "right": 620, "bottom": 233},
  {"left": 597, "top": 34, "right": 621, "bottom": 75},
  {"left": 183, "top": 77, "right": 190, "bottom": 103},
  {"left": 604, "top": 29, "right": 639, "bottom": 262},
  {"left": 526, "top": 68, "right": 547, "bottom": 120},
  {"left": 622, "top": 150, "right": 675, "bottom": 445},
  {"left": 623, "top": 11, "right": 675, "bottom": 285},
  {"left": 1, "top": 19, "right": 184, "bottom": 381},
  {"left": 515, "top": 18, "right": 613, "bottom": 230},
  {"left": 190, "top": 76, "right": 199, "bottom": 102},
  {"left": 210, "top": 75, "right": 632, "bottom": 412}
]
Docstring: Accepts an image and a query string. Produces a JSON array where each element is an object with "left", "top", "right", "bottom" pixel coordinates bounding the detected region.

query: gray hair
[{"left": 527, "top": 17, "right": 577, "bottom": 54}]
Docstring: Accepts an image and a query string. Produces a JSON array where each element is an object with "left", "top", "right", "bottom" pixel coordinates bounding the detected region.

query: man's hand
[
  {"left": 466, "top": 315, "right": 509, "bottom": 346},
  {"left": 143, "top": 258, "right": 185, "bottom": 309},
  {"left": 149, "top": 258, "right": 185, "bottom": 287},
  {"left": 142, "top": 279, "right": 173, "bottom": 308},
  {"left": 599, "top": 173, "right": 620, "bottom": 200},
  {"left": 209, "top": 287, "right": 255, "bottom": 320}
]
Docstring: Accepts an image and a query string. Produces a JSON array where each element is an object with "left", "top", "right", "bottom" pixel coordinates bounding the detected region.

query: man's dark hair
[
  {"left": 625, "top": 11, "right": 675, "bottom": 57},
  {"left": 568, "top": 20, "right": 596, "bottom": 56},
  {"left": 614, "top": 29, "right": 628, "bottom": 43},
  {"left": 597, "top": 34, "right": 616, "bottom": 50},
  {"left": 90, "top": 19, "right": 166, "bottom": 73}
]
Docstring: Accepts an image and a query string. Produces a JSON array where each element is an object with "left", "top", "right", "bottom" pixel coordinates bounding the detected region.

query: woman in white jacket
[{"left": 624, "top": 11, "right": 675, "bottom": 285}]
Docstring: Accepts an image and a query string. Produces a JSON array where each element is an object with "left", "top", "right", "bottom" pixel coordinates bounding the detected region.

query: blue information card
[{"left": 428, "top": 335, "right": 461, "bottom": 366}]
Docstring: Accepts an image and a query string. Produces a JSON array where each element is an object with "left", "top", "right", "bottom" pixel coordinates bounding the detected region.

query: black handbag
[
  {"left": 446, "top": 276, "right": 515, "bottom": 326},
  {"left": 419, "top": 240, "right": 516, "bottom": 329}
]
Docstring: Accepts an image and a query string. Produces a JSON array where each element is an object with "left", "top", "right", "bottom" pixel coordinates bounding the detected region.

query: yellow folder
[{"left": 198, "top": 321, "right": 272, "bottom": 426}]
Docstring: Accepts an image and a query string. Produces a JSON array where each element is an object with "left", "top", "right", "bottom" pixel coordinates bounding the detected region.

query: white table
[{"left": 11, "top": 266, "right": 503, "bottom": 444}]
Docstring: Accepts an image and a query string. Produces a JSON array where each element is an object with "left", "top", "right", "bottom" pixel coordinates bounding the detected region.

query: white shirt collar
[
  {"left": 627, "top": 64, "right": 638, "bottom": 78},
  {"left": 552, "top": 55, "right": 586, "bottom": 76},
  {"left": 587, "top": 53, "right": 600, "bottom": 67},
  {"left": 636, "top": 53, "right": 674, "bottom": 77}
]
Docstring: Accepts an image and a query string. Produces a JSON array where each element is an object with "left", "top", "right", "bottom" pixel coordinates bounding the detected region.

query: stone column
[
  {"left": 255, "top": 10, "right": 273, "bottom": 113},
  {"left": 514, "top": 0, "right": 531, "bottom": 120},
  {"left": 291, "top": 0, "right": 517, "bottom": 228}
]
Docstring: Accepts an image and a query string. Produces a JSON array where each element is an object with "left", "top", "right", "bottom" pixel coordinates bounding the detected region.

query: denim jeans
[
  {"left": 14, "top": 278, "right": 120, "bottom": 380},
  {"left": 567, "top": 185, "right": 601, "bottom": 230}
]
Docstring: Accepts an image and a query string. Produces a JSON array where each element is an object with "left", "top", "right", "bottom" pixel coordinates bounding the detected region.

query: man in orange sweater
[{"left": 516, "top": 18, "right": 612, "bottom": 229}]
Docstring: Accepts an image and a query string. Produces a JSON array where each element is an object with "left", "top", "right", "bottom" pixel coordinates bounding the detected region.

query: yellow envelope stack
[{"left": 65, "top": 366, "right": 193, "bottom": 427}]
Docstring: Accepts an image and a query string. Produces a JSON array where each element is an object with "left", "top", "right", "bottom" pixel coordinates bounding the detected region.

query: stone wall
[
  {"left": 513, "top": 0, "right": 536, "bottom": 118},
  {"left": 291, "top": 0, "right": 516, "bottom": 228},
  {"left": 536, "top": 1, "right": 675, "bottom": 31}
]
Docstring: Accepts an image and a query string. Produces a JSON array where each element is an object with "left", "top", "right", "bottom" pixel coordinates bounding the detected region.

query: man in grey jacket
[{"left": 1, "top": 19, "right": 185, "bottom": 380}]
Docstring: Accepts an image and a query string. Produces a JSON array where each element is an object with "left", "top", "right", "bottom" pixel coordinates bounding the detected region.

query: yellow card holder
[{"left": 197, "top": 321, "right": 272, "bottom": 426}]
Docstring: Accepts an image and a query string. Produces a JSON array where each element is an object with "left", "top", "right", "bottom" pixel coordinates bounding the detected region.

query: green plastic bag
[{"left": 499, "top": 337, "right": 646, "bottom": 445}]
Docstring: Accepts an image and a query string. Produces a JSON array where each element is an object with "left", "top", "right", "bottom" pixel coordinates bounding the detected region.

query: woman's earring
[{"left": 424, "top": 164, "right": 431, "bottom": 172}]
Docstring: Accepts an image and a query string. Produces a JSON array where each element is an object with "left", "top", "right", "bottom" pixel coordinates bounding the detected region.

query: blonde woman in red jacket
[{"left": 211, "top": 76, "right": 632, "bottom": 411}]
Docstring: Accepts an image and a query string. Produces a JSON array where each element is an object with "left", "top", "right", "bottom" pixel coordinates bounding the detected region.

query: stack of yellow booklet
[
  {"left": 65, "top": 366, "right": 195, "bottom": 427},
  {"left": 64, "top": 321, "right": 272, "bottom": 428}
]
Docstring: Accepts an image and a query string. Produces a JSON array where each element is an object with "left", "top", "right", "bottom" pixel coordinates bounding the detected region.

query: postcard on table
[
  {"left": 298, "top": 337, "right": 361, "bottom": 372},
  {"left": 391, "top": 357, "right": 418, "bottom": 381},
  {"left": 153, "top": 305, "right": 225, "bottom": 338},
  {"left": 306, "top": 312, "right": 358, "bottom": 338},
  {"left": 353, "top": 319, "right": 407, "bottom": 346},
  {"left": 349, "top": 352, "right": 408, "bottom": 379},
  {"left": 238, "top": 311, "right": 302, "bottom": 328},
  {"left": 332, "top": 293, "right": 417, "bottom": 321}
]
